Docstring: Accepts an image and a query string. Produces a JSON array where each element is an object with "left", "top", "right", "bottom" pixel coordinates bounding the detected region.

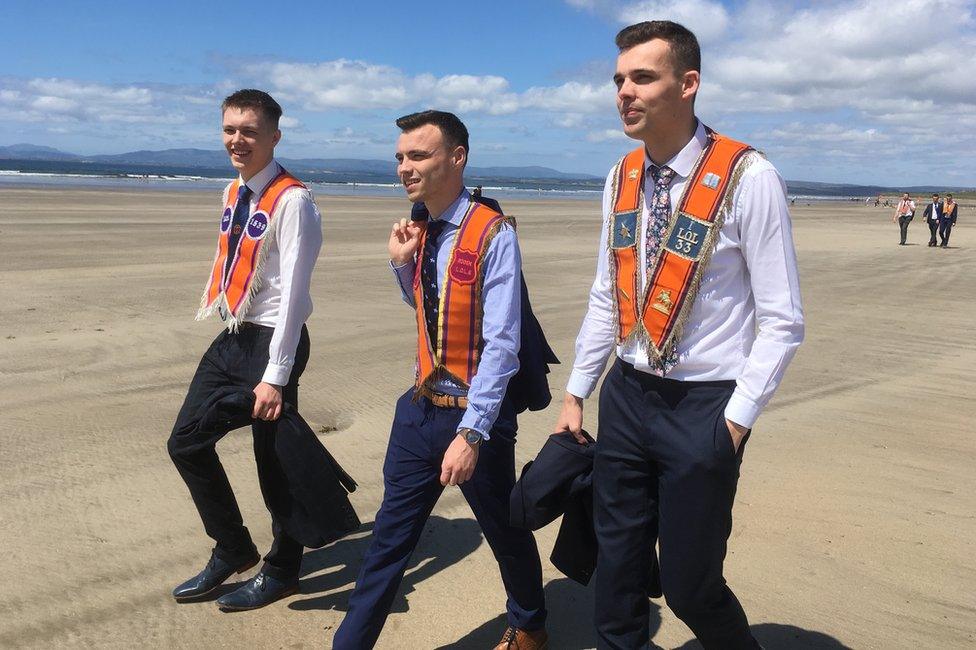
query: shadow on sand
[{"left": 287, "top": 515, "right": 484, "bottom": 614}]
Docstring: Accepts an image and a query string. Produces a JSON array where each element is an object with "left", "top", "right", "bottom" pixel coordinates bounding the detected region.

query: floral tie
[{"left": 645, "top": 164, "right": 674, "bottom": 273}]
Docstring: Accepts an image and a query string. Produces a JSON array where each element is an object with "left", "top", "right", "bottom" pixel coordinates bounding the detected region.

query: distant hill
[
  {"left": 0, "top": 143, "right": 80, "bottom": 161},
  {"left": 0, "top": 145, "right": 600, "bottom": 182},
  {"left": 1, "top": 143, "right": 971, "bottom": 195}
]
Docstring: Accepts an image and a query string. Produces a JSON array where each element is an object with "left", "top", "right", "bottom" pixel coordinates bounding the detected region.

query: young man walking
[
  {"left": 555, "top": 22, "right": 805, "bottom": 649},
  {"left": 167, "top": 89, "right": 325, "bottom": 611},
  {"left": 333, "top": 111, "right": 548, "bottom": 650}
]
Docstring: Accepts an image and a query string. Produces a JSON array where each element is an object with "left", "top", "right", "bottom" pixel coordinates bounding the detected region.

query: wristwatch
[{"left": 458, "top": 428, "right": 483, "bottom": 446}]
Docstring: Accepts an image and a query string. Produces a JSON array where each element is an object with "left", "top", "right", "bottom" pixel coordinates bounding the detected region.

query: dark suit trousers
[
  {"left": 593, "top": 360, "right": 759, "bottom": 650},
  {"left": 167, "top": 324, "right": 310, "bottom": 580},
  {"left": 333, "top": 390, "right": 546, "bottom": 650},
  {"left": 928, "top": 219, "right": 939, "bottom": 245},
  {"left": 939, "top": 220, "right": 953, "bottom": 246}
]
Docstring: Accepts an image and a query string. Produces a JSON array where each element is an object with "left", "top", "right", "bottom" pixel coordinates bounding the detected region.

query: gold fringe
[{"left": 607, "top": 155, "right": 625, "bottom": 341}]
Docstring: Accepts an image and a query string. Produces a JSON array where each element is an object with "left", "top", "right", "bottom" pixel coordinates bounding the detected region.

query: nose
[
  {"left": 617, "top": 78, "right": 635, "bottom": 102},
  {"left": 397, "top": 158, "right": 412, "bottom": 178}
]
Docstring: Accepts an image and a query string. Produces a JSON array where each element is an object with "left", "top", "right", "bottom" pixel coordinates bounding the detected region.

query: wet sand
[{"left": 0, "top": 187, "right": 973, "bottom": 649}]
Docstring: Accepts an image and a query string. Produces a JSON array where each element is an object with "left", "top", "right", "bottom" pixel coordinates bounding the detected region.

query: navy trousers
[
  {"left": 939, "top": 220, "right": 953, "bottom": 246},
  {"left": 593, "top": 360, "right": 759, "bottom": 650},
  {"left": 333, "top": 389, "right": 546, "bottom": 649},
  {"left": 167, "top": 324, "right": 309, "bottom": 580}
]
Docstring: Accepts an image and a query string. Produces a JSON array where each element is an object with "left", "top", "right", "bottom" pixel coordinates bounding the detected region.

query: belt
[{"left": 428, "top": 392, "right": 468, "bottom": 409}]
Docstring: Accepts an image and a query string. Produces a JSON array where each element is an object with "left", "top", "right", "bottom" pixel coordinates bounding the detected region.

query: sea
[{"left": 0, "top": 160, "right": 863, "bottom": 203}]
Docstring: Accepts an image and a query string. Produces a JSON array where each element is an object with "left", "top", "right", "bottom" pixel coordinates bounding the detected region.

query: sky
[{"left": 1, "top": 0, "right": 974, "bottom": 186}]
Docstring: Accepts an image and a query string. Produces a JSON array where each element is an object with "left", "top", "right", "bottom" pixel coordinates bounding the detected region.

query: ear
[
  {"left": 681, "top": 70, "right": 700, "bottom": 101},
  {"left": 452, "top": 145, "right": 467, "bottom": 169},
  {"left": 272, "top": 129, "right": 282, "bottom": 147}
]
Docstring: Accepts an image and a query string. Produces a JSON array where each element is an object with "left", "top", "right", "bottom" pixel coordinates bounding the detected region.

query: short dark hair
[
  {"left": 615, "top": 21, "right": 701, "bottom": 74},
  {"left": 221, "top": 89, "right": 283, "bottom": 128},
  {"left": 395, "top": 110, "right": 469, "bottom": 154}
]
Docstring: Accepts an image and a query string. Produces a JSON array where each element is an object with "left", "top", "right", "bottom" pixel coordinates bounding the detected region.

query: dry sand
[{"left": 0, "top": 187, "right": 973, "bottom": 649}]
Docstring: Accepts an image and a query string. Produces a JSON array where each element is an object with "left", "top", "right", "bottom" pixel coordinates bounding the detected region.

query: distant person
[
  {"left": 333, "top": 110, "right": 552, "bottom": 650},
  {"left": 167, "top": 89, "right": 337, "bottom": 610},
  {"left": 940, "top": 193, "right": 958, "bottom": 248},
  {"left": 554, "top": 21, "right": 804, "bottom": 649},
  {"left": 922, "top": 193, "right": 942, "bottom": 247},
  {"left": 472, "top": 184, "right": 483, "bottom": 198},
  {"left": 893, "top": 192, "right": 916, "bottom": 245}
]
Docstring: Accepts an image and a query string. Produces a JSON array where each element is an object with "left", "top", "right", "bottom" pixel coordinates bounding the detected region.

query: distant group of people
[{"left": 892, "top": 192, "right": 959, "bottom": 247}]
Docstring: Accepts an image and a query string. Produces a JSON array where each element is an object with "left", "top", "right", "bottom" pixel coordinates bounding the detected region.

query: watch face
[{"left": 463, "top": 429, "right": 481, "bottom": 444}]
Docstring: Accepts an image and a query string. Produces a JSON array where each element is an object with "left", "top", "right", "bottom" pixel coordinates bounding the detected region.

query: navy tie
[
  {"left": 225, "top": 184, "right": 253, "bottom": 278},
  {"left": 421, "top": 219, "right": 447, "bottom": 349}
]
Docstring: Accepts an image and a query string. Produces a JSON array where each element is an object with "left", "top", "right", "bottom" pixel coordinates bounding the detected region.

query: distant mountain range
[
  {"left": 1, "top": 143, "right": 970, "bottom": 196},
  {"left": 0, "top": 143, "right": 600, "bottom": 183}
]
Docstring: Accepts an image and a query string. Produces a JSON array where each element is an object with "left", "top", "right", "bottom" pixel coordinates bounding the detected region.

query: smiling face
[
  {"left": 614, "top": 38, "right": 699, "bottom": 142},
  {"left": 222, "top": 106, "right": 280, "bottom": 181},
  {"left": 395, "top": 123, "right": 466, "bottom": 210}
]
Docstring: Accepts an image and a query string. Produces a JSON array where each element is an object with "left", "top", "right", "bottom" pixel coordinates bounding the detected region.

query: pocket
[{"left": 713, "top": 409, "right": 736, "bottom": 459}]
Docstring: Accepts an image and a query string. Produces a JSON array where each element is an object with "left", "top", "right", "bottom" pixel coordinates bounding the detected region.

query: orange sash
[
  {"left": 412, "top": 201, "right": 513, "bottom": 397},
  {"left": 197, "top": 170, "right": 305, "bottom": 328},
  {"left": 609, "top": 131, "right": 753, "bottom": 367}
]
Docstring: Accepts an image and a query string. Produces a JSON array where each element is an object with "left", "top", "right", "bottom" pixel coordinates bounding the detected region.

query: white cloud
[
  {"left": 566, "top": 0, "right": 976, "bottom": 181},
  {"left": 586, "top": 128, "right": 631, "bottom": 142}
]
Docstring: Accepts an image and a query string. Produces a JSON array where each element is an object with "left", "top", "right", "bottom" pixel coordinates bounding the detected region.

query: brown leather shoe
[{"left": 493, "top": 626, "right": 548, "bottom": 650}]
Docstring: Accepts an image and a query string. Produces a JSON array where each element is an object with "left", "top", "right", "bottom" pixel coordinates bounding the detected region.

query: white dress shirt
[
  {"left": 221, "top": 159, "right": 323, "bottom": 386},
  {"left": 567, "top": 121, "right": 804, "bottom": 428}
]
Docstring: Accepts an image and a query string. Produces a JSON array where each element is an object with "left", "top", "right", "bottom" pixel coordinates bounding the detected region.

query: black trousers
[
  {"left": 939, "top": 220, "right": 953, "bottom": 246},
  {"left": 593, "top": 360, "right": 759, "bottom": 650},
  {"left": 167, "top": 324, "right": 310, "bottom": 580},
  {"left": 898, "top": 215, "right": 912, "bottom": 244},
  {"left": 927, "top": 219, "right": 939, "bottom": 245}
]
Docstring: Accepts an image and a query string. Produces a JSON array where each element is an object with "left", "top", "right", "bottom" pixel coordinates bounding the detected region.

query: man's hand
[
  {"left": 554, "top": 392, "right": 588, "bottom": 444},
  {"left": 440, "top": 434, "right": 480, "bottom": 486},
  {"left": 253, "top": 382, "right": 283, "bottom": 421},
  {"left": 389, "top": 218, "right": 425, "bottom": 266},
  {"left": 725, "top": 418, "right": 749, "bottom": 453}
]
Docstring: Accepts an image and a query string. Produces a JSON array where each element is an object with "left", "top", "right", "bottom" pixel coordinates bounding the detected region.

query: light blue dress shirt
[{"left": 392, "top": 189, "right": 522, "bottom": 439}]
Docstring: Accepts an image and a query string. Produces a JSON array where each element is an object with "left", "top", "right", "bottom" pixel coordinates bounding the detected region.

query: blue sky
[{"left": 2, "top": 0, "right": 974, "bottom": 186}]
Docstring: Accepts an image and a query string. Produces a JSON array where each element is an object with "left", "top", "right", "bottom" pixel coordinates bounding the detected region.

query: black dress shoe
[
  {"left": 172, "top": 551, "right": 260, "bottom": 602},
  {"left": 216, "top": 571, "right": 299, "bottom": 611}
]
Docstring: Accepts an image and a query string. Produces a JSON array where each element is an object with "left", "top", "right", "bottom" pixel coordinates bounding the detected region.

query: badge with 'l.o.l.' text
[
  {"left": 221, "top": 207, "right": 233, "bottom": 233},
  {"left": 449, "top": 249, "right": 479, "bottom": 285},
  {"left": 663, "top": 212, "right": 713, "bottom": 261}
]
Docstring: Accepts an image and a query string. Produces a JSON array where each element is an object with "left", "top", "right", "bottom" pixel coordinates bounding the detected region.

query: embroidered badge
[
  {"left": 449, "top": 249, "right": 478, "bottom": 285},
  {"left": 664, "top": 212, "right": 712, "bottom": 261},
  {"left": 611, "top": 210, "right": 639, "bottom": 249},
  {"left": 627, "top": 168, "right": 640, "bottom": 180},
  {"left": 651, "top": 289, "right": 674, "bottom": 315},
  {"left": 701, "top": 172, "right": 721, "bottom": 189},
  {"left": 221, "top": 207, "right": 233, "bottom": 233},
  {"left": 246, "top": 211, "right": 270, "bottom": 240}
]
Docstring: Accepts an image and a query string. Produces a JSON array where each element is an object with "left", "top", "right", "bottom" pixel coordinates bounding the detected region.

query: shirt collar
[
  {"left": 643, "top": 119, "right": 707, "bottom": 180},
  {"left": 430, "top": 188, "right": 471, "bottom": 227},
  {"left": 240, "top": 159, "right": 281, "bottom": 196}
]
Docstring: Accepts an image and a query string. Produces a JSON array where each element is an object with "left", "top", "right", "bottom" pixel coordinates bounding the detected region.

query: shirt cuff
[
  {"left": 566, "top": 370, "right": 600, "bottom": 399},
  {"left": 458, "top": 412, "right": 491, "bottom": 441},
  {"left": 724, "top": 390, "right": 761, "bottom": 429},
  {"left": 262, "top": 362, "right": 292, "bottom": 387}
]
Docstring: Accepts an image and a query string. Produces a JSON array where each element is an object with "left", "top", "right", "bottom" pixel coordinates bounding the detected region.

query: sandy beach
[{"left": 1, "top": 186, "right": 974, "bottom": 649}]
